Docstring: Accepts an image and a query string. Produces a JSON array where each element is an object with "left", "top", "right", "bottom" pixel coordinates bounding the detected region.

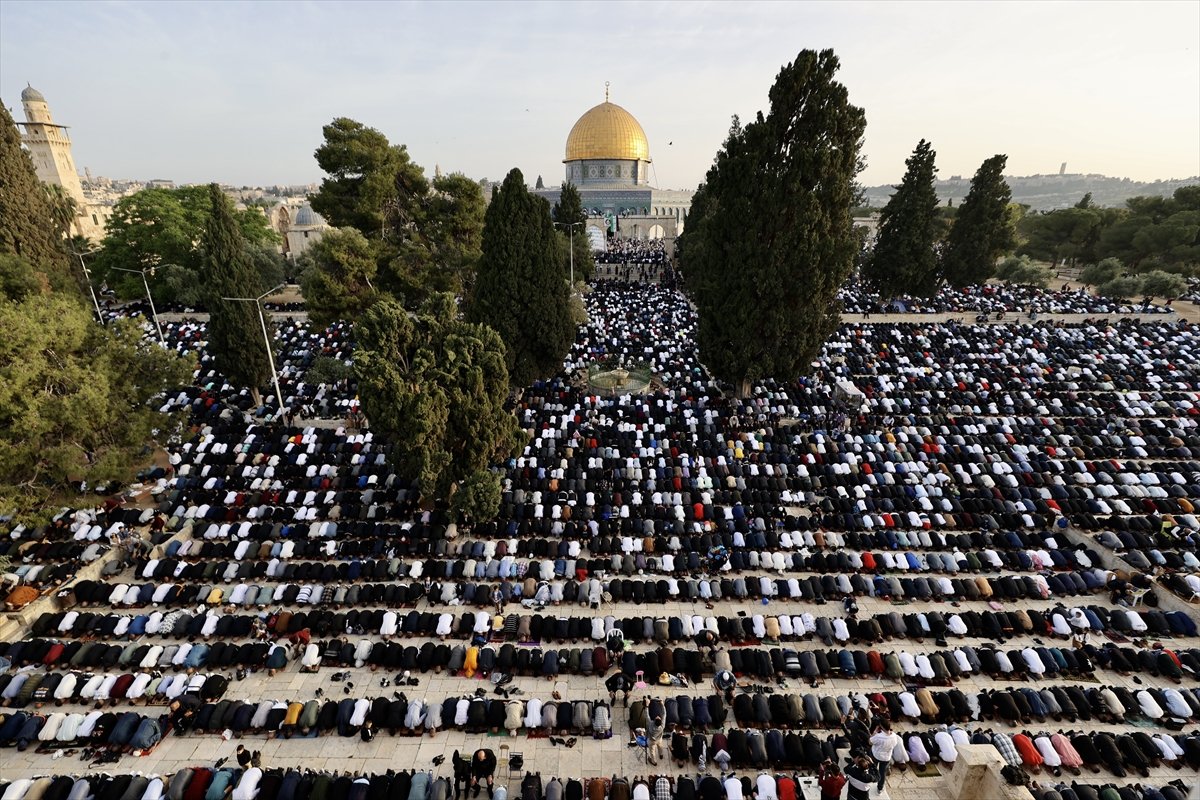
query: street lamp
[
  {"left": 112, "top": 266, "right": 166, "bottom": 346},
  {"left": 222, "top": 283, "right": 287, "bottom": 420},
  {"left": 553, "top": 221, "right": 585, "bottom": 289},
  {"left": 69, "top": 246, "right": 105, "bottom": 325}
]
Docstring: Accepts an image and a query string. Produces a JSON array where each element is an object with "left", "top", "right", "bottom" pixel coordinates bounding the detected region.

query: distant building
[
  {"left": 264, "top": 201, "right": 329, "bottom": 261},
  {"left": 17, "top": 85, "right": 124, "bottom": 241},
  {"left": 535, "top": 86, "right": 692, "bottom": 250}
]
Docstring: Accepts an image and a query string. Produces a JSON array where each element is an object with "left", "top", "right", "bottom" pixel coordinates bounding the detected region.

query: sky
[{"left": 2, "top": 1, "right": 1198, "bottom": 190}]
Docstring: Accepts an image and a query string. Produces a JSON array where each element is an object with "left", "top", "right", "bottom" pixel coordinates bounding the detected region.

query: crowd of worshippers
[
  {"left": 147, "top": 317, "right": 355, "bottom": 423},
  {"left": 837, "top": 279, "right": 1171, "bottom": 316},
  {"left": 1031, "top": 780, "right": 1195, "bottom": 800},
  {"left": 3, "top": 769, "right": 1197, "bottom": 800},
  {"left": 3, "top": 279, "right": 1200, "bottom": 790},
  {"left": 595, "top": 239, "right": 669, "bottom": 265}
]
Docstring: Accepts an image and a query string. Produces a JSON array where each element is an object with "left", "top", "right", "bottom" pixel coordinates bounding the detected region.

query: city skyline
[{"left": 2, "top": 0, "right": 1197, "bottom": 191}]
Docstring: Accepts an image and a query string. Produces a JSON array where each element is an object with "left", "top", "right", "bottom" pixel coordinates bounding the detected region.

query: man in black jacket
[{"left": 470, "top": 748, "right": 497, "bottom": 798}]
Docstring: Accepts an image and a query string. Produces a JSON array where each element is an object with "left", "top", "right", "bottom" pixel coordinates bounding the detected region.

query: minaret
[{"left": 18, "top": 85, "right": 86, "bottom": 207}]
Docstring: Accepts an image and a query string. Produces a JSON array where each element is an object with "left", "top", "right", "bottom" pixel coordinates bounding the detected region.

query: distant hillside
[{"left": 863, "top": 173, "right": 1199, "bottom": 211}]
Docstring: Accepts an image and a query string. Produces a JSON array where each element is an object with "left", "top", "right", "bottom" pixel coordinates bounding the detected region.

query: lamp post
[
  {"left": 222, "top": 283, "right": 287, "bottom": 420},
  {"left": 70, "top": 246, "right": 105, "bottom": 325},
  {"left": 553, "top": 221, "right": 585, "bottom": 290},
  {"left": 112, "top": 266, "right": 166, "bottom": 346}
]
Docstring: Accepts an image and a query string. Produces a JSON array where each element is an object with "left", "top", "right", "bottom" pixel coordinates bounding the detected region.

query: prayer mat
[
  {"left": 730, "top": 639, "right": 762, "bottom": 647},
  {"left": 527, "top": 730, "right": 549, "bottom": 739},
  {"left": 1104, "top": 631, "right": 1130, "bottom": 644},
  {"left": 910, "top": 763, "right": 942, "bottom": 778},
  {"left": 890, "top": 600, "right": 912, "bottom": 606}
]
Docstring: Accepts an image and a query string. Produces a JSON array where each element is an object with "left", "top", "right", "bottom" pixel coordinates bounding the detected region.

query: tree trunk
[
  {"left": 250, "top": 387, "right": 262, "bottom": 407},
  {"left": 738, "top": 378, "right": 753, "bottom": 400}
]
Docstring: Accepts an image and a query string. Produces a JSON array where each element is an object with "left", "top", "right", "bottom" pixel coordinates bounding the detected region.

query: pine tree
[
  {"left": 469, "top": 168, "right": 574, "bottom": 388},
  {"left": 862, "top": 139, "right": 940, "bottom": 297},
  {"left": 940, "top": 155, "right": 1015, "bottom": 286},
  {"left": 355, "top": 294, "right": 525, "bottom": 522},
  {"left": 681, "top": 50, "right": 866, "bottom": 397},
  {"left": 0, "top": 102, "right": 77, "bottom": 297},
  {"left": 535, "top": 175, "right": 545, "bottom": 190},
  {"left": 203, "top": 184, "right": 275, "bottom": 406}
]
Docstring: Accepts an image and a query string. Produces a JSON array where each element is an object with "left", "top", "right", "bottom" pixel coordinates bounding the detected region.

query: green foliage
[
  {"left": 0, "top": 293, "right": 193, "bottom": 520},
  {"left": 354, "top": 295, "right": 525, "bottom": 521},
  {"left": 994, "top": 255, "right": 1053, "bottom": 287},
  {"left": 1017, "top": 206, "right": 1104, "bottom": 268},
  {"left": 552, "top": 182, "right": 587, "bottom": 226},
  {"left": 450, "top": 469, "right": 503, "bottom": 524},
  {"left": 0, "top": 102, "right": 77, "bottom": 297},
  {"left": 299, "top": 227, "right": 379, "bottom": 327},
  {"left": 863, "top": 139, "right": 940, "bottom": 297},
  {"left": 1080, "top": 257, "right": 1124, "bottom": 286},
  {"left": 551, "top": 183, "right": 593, "bottom": 280},
  {"left": 1095, "top": 276, "right": 1144, "bottom": 299},
  {"left": 379, "top": 171, "right": 487, "bottom": 304},
  {"left": 940, "top": 155, "right": 1015, "bottom": 286},
  {"left": 311, "top": 117, "right": 422, "bottom": 238},
  {"left": 0, "top": 101, "right": 192, "bottom": 522},
  {"left": 1096, "top": 186, "right": 1200, "bottom": 270},
  {"left": 0, "top": 254, "right": 44, "bottom": 302},
  {"left": 469, "top": 168, "right": 575, "bottom": 388},
  {"left": 305, "top": 355, "right": 352, "bottom": 387},
  {"left": 43, "top": 184, "right": 79, "bottom": 240},
  {"left": 1139, "top": 269, "right": 1187, "bottom": 298},
  {"left": 202, "top": 184, "right": 275, "bottom": 404},
  {"left": 94, "top": 185, "right": 279, "bottom": 303},
  {"left": 680, "top": 50, "right": 866, "bottom": 396}
]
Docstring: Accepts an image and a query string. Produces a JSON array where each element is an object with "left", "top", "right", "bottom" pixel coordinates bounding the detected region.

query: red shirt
[{"left": 817, "top": 773, "right": 846, "bottom": 800}]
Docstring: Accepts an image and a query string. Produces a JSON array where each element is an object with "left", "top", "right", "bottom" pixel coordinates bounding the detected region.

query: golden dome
[{"left": 564, "top": 101, "right": 651, "bottom": 163}]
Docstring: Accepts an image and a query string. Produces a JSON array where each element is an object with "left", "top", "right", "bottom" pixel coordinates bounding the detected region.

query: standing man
[
  {"left": 842, "top": 756, "right": 876, "bottom": 800},
  {"left": 646, "top": 713, "right": 666, "bottom": 766},
  {"left": 868, "top": 723, "right": 900, "bottom": 794},
  {"left": 816, "top": 761, "right": 845, "bottom": 800}
]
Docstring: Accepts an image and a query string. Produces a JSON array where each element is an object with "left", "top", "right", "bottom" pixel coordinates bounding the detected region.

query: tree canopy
[
  {"left": 940, "top": 154, "right": 1015, "bottom": 286},
  {"left": 994, "top": 255, "right": 1053, "bottom": 287},
  {"left": 93, "top": 185, "right": 280, "bottom": 304},
  {"left": 203, "top": 184, "right": 276, "bottom": 407},
  {"left": 0, "top": 102, "right": 76, "bottom": 296},
  {"left": 862, "top": 139, "right": 941, "bottom": 297},
  {"left": 354, "top": 294, "right": 525, "bottom": 522},
  {"left": 0, "top": 102, "right": 192, "bottom": 520},
  {"left": 382, "top": 171, "right": 487, "bottom": 303},
  {"left": 1018, "top": 187, "right": 1200, "bottom": 274},
  {"left": 0, "top": 295, "right": 192, "bottom": 519},
  {"left": 551, "top": 182, "right": 594, "bottom": 282},
  {"left": 310, "top": 117, "right": 423, "bottom": 239},
  {"left": 299, "top": 227, "right": 379, "bottom": 327},
  {"left": 680, "top": 49, "right": 866, "bottom": 396},
  {"left": 469, "top": 168, "right": 575, "bottom": 388}
]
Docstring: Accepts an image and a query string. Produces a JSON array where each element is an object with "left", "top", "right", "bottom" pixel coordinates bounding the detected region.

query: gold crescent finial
[{"left": 605, "top": 81, "right": 610, "bottom": 102}]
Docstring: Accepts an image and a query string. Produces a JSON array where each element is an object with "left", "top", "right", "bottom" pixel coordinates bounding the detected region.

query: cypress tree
[
  {"left": 552, "top": 182, "right": 586, "bottom": 225},
  {"left": 863, "top": 139, "right": 940, "bottom": 297},
  {"left": 0, "top": 102, "right": 77, "bottom": 297},
  {"left": 469, "top": 168, "right": 574, "bottom": 388},
  {"left": 940, "top": 154, "right": 1015, "bottom": 286},
  {"left": 681, "top": 50, "right": 866, "bottom": 397},
  {"left": 203, "top": 184, "right": 274, "bottom": 406}
]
